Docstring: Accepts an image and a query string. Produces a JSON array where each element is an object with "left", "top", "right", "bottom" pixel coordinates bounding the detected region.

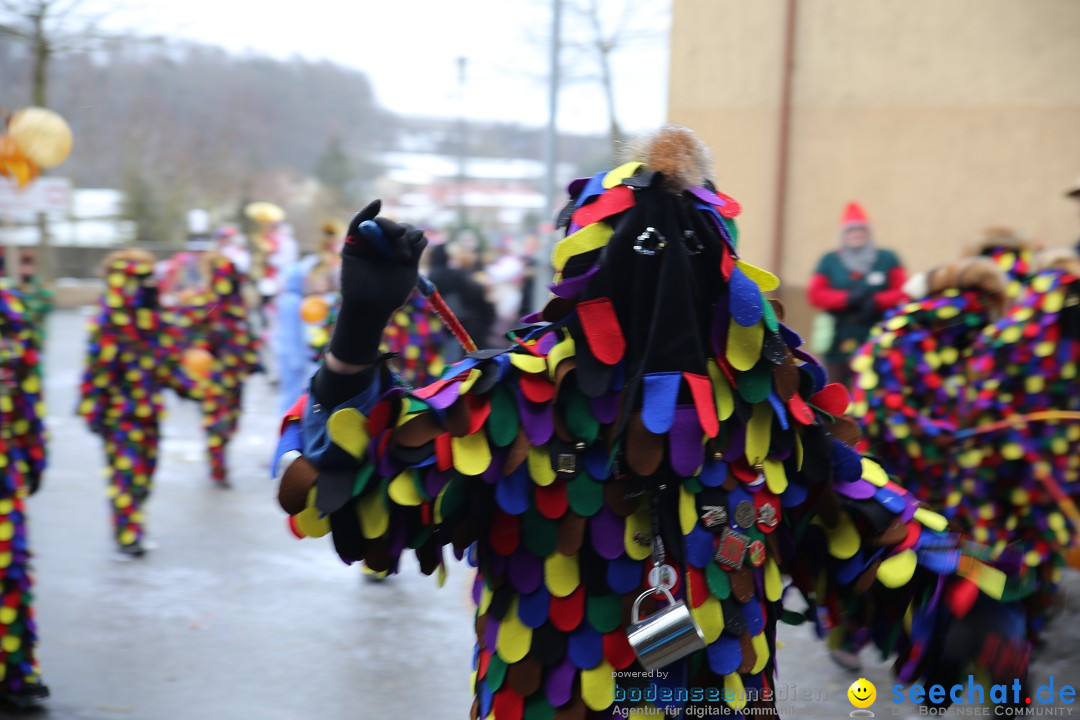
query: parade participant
[
  {"left": 957, "top": 248, "right": 1080, "bottom": 641},
  {"left": 966, "top": 226, "right": 1035, "bottom": 301},
  {"left": 173, "top": 252, "right": 261, "bottom": 487},
  {"left": 0, "top": 284, "right": 49, "bottom": 709},
  {"left": 276, "top": 127, "right": 1029, "bottom": 718},
  {"left": 427, "top": 243, "right": 495, "bottom": 356},
  {"left": 79, "top": 250, "right": 201, "bottom": 555},
  {"left": 807, "top": 203, "right": 906, "bottom": 385},
  {"left": 0, "top": 250, "right": 51, "bottom": 354},
  {"left": 275, "top": 255, "right": 328, "bottom": 415},
  {"left": 832, "top": 257, "right": 1008, "bottom": 671}
]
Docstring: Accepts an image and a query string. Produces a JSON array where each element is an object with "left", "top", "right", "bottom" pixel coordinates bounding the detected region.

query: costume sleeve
[
  {"left": 4, "top": 295, "right": 46, "bottom": 491},
  {"left": 807, "top": 257, "right": 850, "bottom": 311},
  {"left": 873, "top": 263, "right": 907, "bottom": 311},
  {"left": 78, "top": 319, "right": 114, "bottom": 433}
]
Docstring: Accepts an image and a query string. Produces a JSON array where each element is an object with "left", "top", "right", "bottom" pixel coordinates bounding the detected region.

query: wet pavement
[{"left": 19, "top": 310, "right": 1080, "bottom": 719}]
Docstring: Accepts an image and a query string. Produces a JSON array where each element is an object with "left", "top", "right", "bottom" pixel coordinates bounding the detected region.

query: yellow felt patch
[
  {"left": 528, "top": 446, "right": 556, "bottom": 486},
  {"left": 877, "top": 549, "right": 917, "bottom": 588},
  {"left": 545, "top": 552, "right": 580, "bottom": 597},
  {"left": 357, "top": 490, "right": 389, "bottom": 539},
  {"left": 764, "top": 557, "right": 782, "bottom": 602},
  {"left": 602, "top": 161, "right": 643, "bottom": 188},
  {"left": 745, "top": 404, "right": 772, "bottom": 466},
  {"left": 547, "top": 337, "right": 576, "bottom": 379},
  {"left": 913, "top": 507, "right": 948, "bottom": 532},
  {"left": 736, "top": 260, "right": 780, "bottom": 291},
  {"left": 707, "top": 360, "right": 734, "bottom": 421},
  {"left": 296, "top": 489, "right": 330, "bottom": 538},
  {"left": 625, "top": 503, "right": 652, "bottom": 560},
  {"left": 551, "top": 223, "right": 613, "bottom": 270},
  {"left": 822, "top": 513, "right": 860, "bottom": 560},
  {"left": 751, "top": 632, "right": 770, "bottom": 674},
  {"left": 861, "top": 458, "right": 889, "bottom": 487},
  {"left": 452, "top": 432, "right": 491, "bottom": 477},
  {"left": 726, "top": 320, "right": 763, "bottom": 371},
  {"left": 388, "top": 472, "right": 423, "bottom": 506},
  {"left": 763, "top": 458, "right": 787, "bottom": 494},
  {"left": 724, "top": 673, "right": 747, "bottom": 711},
  {"left": 581, "top": 660, "right": 616, "bottom": 710},
  {"left": 959, "top": 558, "right": 1007, "bottom": 598},
  {"left": 691, "top": 594, "right": 724, "bottom": 643},
  {"left": 495, "top": 599, "right": 532, "bottom": 663},
  {"left": 510, "top": 353, "right": 548, "bottom": 375},
  {"left": 679, "top": 485, "right": 698, "bottom": 535},
  {"left": 327, "top": 408, "right": 369, "bottom": 460}
]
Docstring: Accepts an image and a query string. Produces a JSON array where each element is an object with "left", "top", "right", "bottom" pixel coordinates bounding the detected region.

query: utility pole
[
  {"left": 533, "top": 0, "right": 562, "bottom": 315},
  {"left": 456, "top": 56, "right": 468, "bottom": 233}
]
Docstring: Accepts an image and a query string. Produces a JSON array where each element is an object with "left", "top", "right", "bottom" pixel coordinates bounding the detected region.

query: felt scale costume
[
  {"left": 968, "top": 228, "right": 1035, "bottom": 302},
  {"left": 0, "top": 286, "right": 48, "bottom": 708},
  {"left": 954, "top": 254, "right": 1080, "bottom": 639},
  {"left": 850, "top": 258, "right": 1008, "bottom": 509},
  {"left": 79, "top": 251, "right": 200, "bottom": 554},
  {"left": 275, "top": 127, "right": 1029, "bottom": 718},
  {"left": 171, "top": 252, "right": 261, "bottom": 486}
]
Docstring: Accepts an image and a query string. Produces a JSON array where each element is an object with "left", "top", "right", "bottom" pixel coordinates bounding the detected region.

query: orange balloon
[
  {"left": 0, "top": 135, "right": 40, "bottom": 188},
  {"left": 300, "top": 295, "right": 330, "bottom": 323},
  {"left": 182, "top": 348, "right": 215, "bottom": 378}
]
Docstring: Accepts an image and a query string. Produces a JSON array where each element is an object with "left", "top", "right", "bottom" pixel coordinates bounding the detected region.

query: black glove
[
  {"left": 328, "top": 199, "right": 427, "bottom": 365},
  {"left": 847, "top": 286, "right": 871, "bottom": 311},
  {"left": 857, "top": 293, "right": 880, "bottom": 324}
]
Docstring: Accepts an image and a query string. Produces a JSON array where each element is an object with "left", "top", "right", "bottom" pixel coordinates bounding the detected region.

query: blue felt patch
[
  {"left": 568, "top": 624, "right": 604, "bottom": 669},
  {"left": 685, "top": 526, "right": 716, "bottom": 568},
  {"left": 607, "top": 554, "right": 644, "bottom": 594},
  {"left": 874, "top": 486, "right": 907, "bottom": 514},
  {"left": 729, "top": 267, "right": 764, "bottom": 327},
  {"left": 519, "top": 585, "right": 552, "bottom": 629},
  {"left": 741, "top": 598, "right": 765, "bottom": 635},
  {"left": 778, "top": 323, "right": 803, "bottom": 349},
  {"left": 642, "top": 372, "right": 682, "bottom": 434},
  {"left": 699, "top": 459, "right": 728, "bottom": 488},
  {"left": 780, "top": 480, "right": 808, "bottom": 508},
  {"left": 495, "top": 464, "right": 531, "bottom": 515},
  {"left": 577, "top": 172, "right": 608, "bottom": 208},
  {"left": 832, "top": 439, "right": 863, "bottom": 484},
  {"left": 706, "top": 635, "right": 743, "bottom": 675}
]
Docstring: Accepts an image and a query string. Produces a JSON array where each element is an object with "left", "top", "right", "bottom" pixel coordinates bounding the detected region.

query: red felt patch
[
  {"left": 492, "top": 687, "right": 524, "bottom": 720},
  {"left": 754, "top": 490, "right": 781, "bottom": 534},
  {"left": 280, "top": 393, "right": 308, "bottom": 433},
  {"left": 720, "top": 245, "right": 735, "bottom": 280},
  {"left": 730, "top": 461, "right": 760, "bottom": 484},
  {"left": 788, "top": 393, "right": 815, "bottom": 425},
  {"left": 478, "top": 649, "right": 491, "bottom": 679},
  {"left": 684, "top": 372, "right": 720, "bottom": 438},
  {"left": 946, "top": 578, "right": 979, "bottom": 619},
  {"left": 287, "top": 515, "right": 304, "bottom": 539},
  {"left": 411, "top": 376, "right": 453, "bottom": 400},
  {"left": 685, "top": 566, "right": 708, "bottom": 608},
  {"left": 435, "top": 433, "right": 453, "bottom": 471},
  {"left": 520, "top": 371, "right": 555, "bottom": 404},
  {"left": 535, "top": 478, "right": 569, "bottom": 519},
  {"left": 367, "top": 399, "right": 393, "bottom": 438},
  {"left": 576, "top": 297, "right": 626, "bottom": 365},
  {"left": 810, "top": 383, "right": 850, "bottom": 417},
  {"left": 603, "top": 631, "right": 637, "bottom": 670},
  {"left": 467, "top": 395, "right": 491, "bottom": 434},
  {"left": 490, "top": 510, "right": 520, "bottom": 556},
  {"left": 551, "top": 586, "right": 586, "bottom": 632},
  {"left": 715, "top": 192, "right": 741, "bottom": 219},
  {"left": 571, "top": 185, "right": 635, "bottom": 227},
  {"left": 897, "top": 521, "right": 922, "bottom": 551}
]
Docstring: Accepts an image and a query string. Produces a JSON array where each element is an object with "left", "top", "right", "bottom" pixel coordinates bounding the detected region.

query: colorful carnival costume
[
  {"left": 956, "top": 252, "right": 1080, "bottom": 639},
  {"left": 172, "top": 253, "right": 261, "bottom": 486},
  {"left": 851, "top": 258, "right": 1008, "bottom": 508},
  {"left": 0, "top": 286, "right": 48, "bottom": 709},
  {"left": 380, "top": 289, "right": 448, "bottom": 388},
  {"left": 276, "top": 128, "right": 1030, "bottom": 718},
  {"left": 79, "top": 251, "right": 200, "bottom": 555},
  {"left": 968, "top": 227, "right": 1035, "bottom": 302}
]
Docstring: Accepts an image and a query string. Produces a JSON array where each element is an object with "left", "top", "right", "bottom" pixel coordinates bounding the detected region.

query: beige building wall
[{"left": 668, "top": 0, "right": 1080, "bottom": 333}]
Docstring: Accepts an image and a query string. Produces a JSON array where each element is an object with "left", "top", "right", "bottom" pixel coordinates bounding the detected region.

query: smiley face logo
[{"left": 848, "top": 678, "right": 877, "bottom": 709}]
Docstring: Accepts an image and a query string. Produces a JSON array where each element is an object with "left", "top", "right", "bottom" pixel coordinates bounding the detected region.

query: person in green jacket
[{"left": 807, "top": 202, "right": 906, "bottom": 385}]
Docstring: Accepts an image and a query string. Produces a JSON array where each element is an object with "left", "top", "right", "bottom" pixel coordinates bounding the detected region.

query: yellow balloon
[{"left": 8, "top": 107, "right": 72, "bottom": 168}]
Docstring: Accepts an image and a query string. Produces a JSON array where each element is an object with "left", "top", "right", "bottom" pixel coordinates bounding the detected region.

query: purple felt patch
[
  {"left": 550, "top": 265, "right": 600, "bottom": 298},
  {"left": 428, "top": 381, "right": 463, "bottom": 411},
  {"left": 508, "top": 548, "right": 543, "bottom": 594},
  {"left": 590, "top": 505, "right": 626, "bottom": 561},
  {"left": 545, "top": 657, "right": 577, "bottom": 707},
  {"left": 834, "top": 479, "right": 877, "bottom": 500},
  {"left": 518, "top": 391, "right": 554, "bottom": 446},
  {"left": 483, "top": 615, "right": 500, "bottom": 650},
  {"left": 723, "top": 423, "right": 747, "bottom": 463},
  {"left": 669, "top": 406, "right": 705, "bottom": 477},
  {"left": 688, "top": 186, "right": 727, "bottom": 207},
  {"left": 589, "top": 392, "right": 619, "bottom": 425}
]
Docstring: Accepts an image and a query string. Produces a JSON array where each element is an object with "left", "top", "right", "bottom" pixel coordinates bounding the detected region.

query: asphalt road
[{"left": 16, "top": 310, "right": 1080, "bottom": 720}]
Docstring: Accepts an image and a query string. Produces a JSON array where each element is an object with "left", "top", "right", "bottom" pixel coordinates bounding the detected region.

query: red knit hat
[{"left": 840, "top": 202, "right": 870, "bottom": 229}]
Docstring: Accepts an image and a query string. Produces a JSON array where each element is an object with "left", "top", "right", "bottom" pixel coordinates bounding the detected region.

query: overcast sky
[{"left": 104, "top": 0, "right": 671, "bottom": 136}]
